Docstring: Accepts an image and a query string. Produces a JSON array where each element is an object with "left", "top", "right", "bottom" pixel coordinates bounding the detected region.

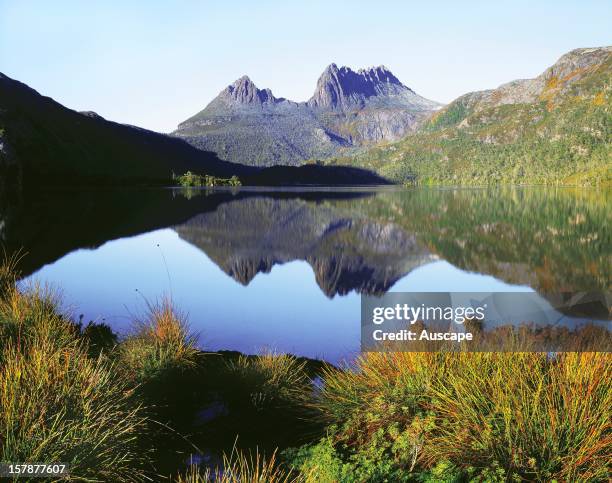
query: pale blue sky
[{"left": 1, "top": 1, "right": 610, "bottom": 132}]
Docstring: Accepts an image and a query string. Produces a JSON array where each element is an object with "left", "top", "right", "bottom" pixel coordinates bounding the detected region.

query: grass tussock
[
  {"left": 0, "top": 279, "right": 77, "bottom": 365},
  {"left": 304, "top": 351, "right": 612, "bottom": 481},
  {"left": 120, "top": 298, "right": 199, "bottom": 382},
  {"left": 223, "top": 352, "right": 310, "bottom": 410},
  {"left": 0, "top": 272, "right": 148, "bottom": 481},
  {"left": 177, "top": 448, "right": 306, "bottom": 483},
  {"left": 425, "top": 352, "right": 611, "bottom": 481}
]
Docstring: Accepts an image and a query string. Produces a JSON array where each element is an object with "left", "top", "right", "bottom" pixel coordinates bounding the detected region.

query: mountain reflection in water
[{"left": 3, "top": 186, "right": 610, "bottom": 362}]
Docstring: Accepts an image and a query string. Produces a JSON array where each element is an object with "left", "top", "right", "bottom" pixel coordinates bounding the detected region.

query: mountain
[
  {"left": 330, "top": 47, "right": 612, "bottom": 186},
  {"left": 173, "top": 65, "right": 441, "bottom": 167}
]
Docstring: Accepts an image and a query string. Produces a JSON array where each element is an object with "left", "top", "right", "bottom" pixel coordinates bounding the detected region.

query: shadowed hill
[{"left": 0, "top": 72, "right": 255, "bottom": 188}]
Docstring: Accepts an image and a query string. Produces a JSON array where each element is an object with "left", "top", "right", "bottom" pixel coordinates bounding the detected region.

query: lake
[{"left": 2, "top": 186, "right": 610, "bottom": 363}]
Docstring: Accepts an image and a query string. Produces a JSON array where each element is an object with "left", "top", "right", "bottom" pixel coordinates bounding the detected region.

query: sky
[{"left": 1, "top": 1, "right": 610, "bottom": 133}]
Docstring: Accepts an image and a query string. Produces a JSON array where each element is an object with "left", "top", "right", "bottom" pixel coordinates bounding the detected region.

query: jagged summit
[
  {"left": 358, "top": 65, "right": 402, "bottom": 83},
  {"left": 307, "top": 63, "right": 435, "bottom": 111},
  {"left": 219, "top": 75, "right": 278, "bottom": 105}
]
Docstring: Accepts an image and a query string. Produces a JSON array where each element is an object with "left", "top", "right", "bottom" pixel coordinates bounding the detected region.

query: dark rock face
[
  {"left": 173, "top": 64, "right": 442, "bottom": 167},
  {"left": 0, "top": 126, "right": 21, "bottom": 194},
  {"left": 308, "top": 64, "right": 409, "bottom": 110},
  {"left": 79, "top": 111, "right": 104, "bottom": 119}
]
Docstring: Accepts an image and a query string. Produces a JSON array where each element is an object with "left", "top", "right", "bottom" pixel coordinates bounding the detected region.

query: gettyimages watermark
[{"left": 361, "top": 292, "right": 611, "bottom": 352}]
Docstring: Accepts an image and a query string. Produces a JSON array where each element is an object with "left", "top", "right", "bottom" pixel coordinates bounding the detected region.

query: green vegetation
[
  {"left": 329, "top": 54, "right": 612, "bottom": 186},
  {"left": 287, "top": 352, "right": 611, "bottom": 482},
  {"left": 1, "top": 257, "right": 610, "bottom": 481},
  {"left": 223, "top": 353, "right": 310, "bottom": 411},
  {"left": 175, "top": 171, "right": 242, "bottom": 187}
]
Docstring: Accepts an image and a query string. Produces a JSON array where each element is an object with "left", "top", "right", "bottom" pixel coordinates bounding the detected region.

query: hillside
[
  {"left": 173, "top": 65, "right": 441, "bottom": 166},
  {"left": 329, "top": 47, "right": 612, "bottom": 185},
  {"left": 0, "top": 72, "right": 252, "bottom": 189}
]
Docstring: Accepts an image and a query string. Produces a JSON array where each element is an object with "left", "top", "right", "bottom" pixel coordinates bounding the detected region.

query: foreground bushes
[
  {"left": 223, "top": 353, "right": 310, "bottom": 411},
  {"left": 0, "top": 265, "right": 304, "bottom": 481},
  {"left": 0, "top": 262, "right": 202, "bottom": 480},
  {"left": 293, "top": 351, "right": 611, "bottom": 482}
]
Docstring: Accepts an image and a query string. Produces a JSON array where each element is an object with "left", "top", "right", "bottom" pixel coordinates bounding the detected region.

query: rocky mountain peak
[
  {"left": 308, "top": 63, "right": 409, "bottom": 109},
  {"left": 220, "top": 75, "right": 277, "bottom": 105},
  {"left": 357, "top": 65, "right": 402, "bottom": 85},
  {"left": 542, "top": 46, "right": 612, "bottom": 83}
]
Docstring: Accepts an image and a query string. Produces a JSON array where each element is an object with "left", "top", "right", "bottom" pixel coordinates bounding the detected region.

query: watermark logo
[{"left": 361, "top": 292, "right": 611, "bottom": 352}]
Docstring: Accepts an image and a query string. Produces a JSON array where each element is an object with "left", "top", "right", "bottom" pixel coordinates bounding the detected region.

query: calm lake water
[{"left": 3, "top": 186, "right": 610, "bottom": 363}]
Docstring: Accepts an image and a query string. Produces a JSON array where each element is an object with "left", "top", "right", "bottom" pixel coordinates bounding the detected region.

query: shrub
[
  {"left": 426, "top": 352, "right": 611, "bottom": 481},
  {"left": 175, "top": 171, "right": 242, "bottom": 187},
  {"left": 0, "top": 281, "right": 75, "bottom": 362}
]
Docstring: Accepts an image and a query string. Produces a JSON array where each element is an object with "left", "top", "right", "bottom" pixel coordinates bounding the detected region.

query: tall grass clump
[
  {"left": 223, "top": 352, "right": 311, "bottom": 411},
  {"left": 176, "top": 448, "right": 307, "bottom": 483},
  {"left": 304, "top": 351, "right": 611, "bottom": 482},
  {"left": 120, "top": 298, "right": 199, "bottom": 383},
  {"left": 426, "top": 352, "right": 611, "bottom": 481},
  {"left": 0, "top": 264, "right": 149, "bottom": 481}
]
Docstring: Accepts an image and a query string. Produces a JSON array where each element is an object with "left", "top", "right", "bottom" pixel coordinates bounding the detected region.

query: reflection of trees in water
[{"left": 345, "top": 187, "right": 611, "bottom": 292}]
